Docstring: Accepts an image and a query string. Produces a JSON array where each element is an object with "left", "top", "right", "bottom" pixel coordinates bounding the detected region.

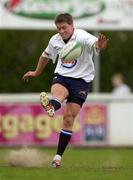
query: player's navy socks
[
  {"left": 49, "top": 98, "right": 61, "bottom": 111},
  {"left": 56, "top": 129, "right": 72, "bottom": 156}
]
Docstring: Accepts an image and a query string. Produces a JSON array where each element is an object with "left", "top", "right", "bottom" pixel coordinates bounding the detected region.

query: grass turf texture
[{"left": 0, "top": 148, "right": 133, "bottom": 180}]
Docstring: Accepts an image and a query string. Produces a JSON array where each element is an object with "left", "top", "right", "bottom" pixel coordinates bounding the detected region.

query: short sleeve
[
  {"left": 42, "top": 43, "right": 54, "bottom": 58},
  {"left": 42, "top": 40, "right": 57, "bottom": 63},
  {"left": 84, "top": 33, "right": 98, "bottom": 51}
]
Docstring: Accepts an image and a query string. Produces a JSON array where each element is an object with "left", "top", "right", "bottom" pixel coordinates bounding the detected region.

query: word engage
[{"left": 0, "top": 114, "right": 80, "bottom": 140}]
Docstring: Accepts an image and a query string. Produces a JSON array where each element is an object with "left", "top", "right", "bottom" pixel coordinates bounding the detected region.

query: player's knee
[{"left": 63, "top": 113, "right": 74, "bottom": 128}]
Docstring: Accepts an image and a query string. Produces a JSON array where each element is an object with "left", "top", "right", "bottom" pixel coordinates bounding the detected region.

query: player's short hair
[{"left": 54, "top": 13, "right": 73, "bottom": 25}]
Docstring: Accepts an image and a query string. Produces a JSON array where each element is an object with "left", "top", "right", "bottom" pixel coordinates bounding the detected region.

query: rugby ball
[{"left": 59, "top": 41, "right": 82, "bottom": 62}]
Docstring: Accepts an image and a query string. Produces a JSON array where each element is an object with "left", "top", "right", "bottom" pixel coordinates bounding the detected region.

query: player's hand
[
  {"left": 22, "top": 71, "right": 37, "bottom": 82},
  {"left": 96, "top": 33, "right": 108, "bottom": 50}
]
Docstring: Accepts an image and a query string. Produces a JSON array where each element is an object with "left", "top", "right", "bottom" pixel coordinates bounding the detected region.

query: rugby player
[{"left": 22, "top": 13, "right": 108, "bottom": 168}]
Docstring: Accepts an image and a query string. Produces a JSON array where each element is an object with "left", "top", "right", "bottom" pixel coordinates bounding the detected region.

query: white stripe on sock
[{"left": 61, "top": 129, "right": 72, "bottom": 136}]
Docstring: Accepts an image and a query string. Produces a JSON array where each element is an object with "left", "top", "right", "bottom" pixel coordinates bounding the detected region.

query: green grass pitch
[{"left": 0, "top": 148, "right": 133, "bottom": 180}]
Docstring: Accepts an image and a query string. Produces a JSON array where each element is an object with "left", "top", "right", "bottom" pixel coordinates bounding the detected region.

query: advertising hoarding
[{"left": 0, "top": 103, "right": 107, "bottom": 146}]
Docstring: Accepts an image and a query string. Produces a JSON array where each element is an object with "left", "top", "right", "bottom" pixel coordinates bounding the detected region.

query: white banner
[{"left": 0, "top": 0, "right": 133, "bottom": 30}]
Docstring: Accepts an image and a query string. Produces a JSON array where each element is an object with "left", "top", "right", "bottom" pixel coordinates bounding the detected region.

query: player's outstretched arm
[
  {"left": 22, "top": 56, "right": 49, "bottom": 81},
  {"left": 95, "top": 33, "right": 108, "bottom": 50}
]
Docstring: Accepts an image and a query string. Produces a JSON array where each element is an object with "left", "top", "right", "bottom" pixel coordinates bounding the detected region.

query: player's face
[{"left": 56, "top": 22, "right": 74, "bottom": 40}]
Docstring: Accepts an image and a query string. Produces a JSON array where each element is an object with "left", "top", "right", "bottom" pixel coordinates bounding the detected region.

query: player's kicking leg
[
  {"left": 40, "top": 91, "right": 62, "bottom": 117},
  {"left": 40, "top": 92, "right": 55, "bottom": 117},
  {"left": 40, "top": 83, "right": 68, "bottom": 118}
]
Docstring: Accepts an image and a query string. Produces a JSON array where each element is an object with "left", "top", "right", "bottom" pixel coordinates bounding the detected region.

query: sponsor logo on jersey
[
  {"left": 2, "top": 0, "right": 105, "bottom": 20},
  {"left": 61, "top": 59, "right": 77, "bottom": 69}
]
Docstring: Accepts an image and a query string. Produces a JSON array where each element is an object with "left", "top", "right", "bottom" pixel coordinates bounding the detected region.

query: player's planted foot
[
  {"left": 51, "top": 155, "right": 61, "bottom": 168},
  {"left": 40, "top": 92, "right": 55, "bottom": 117}
]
